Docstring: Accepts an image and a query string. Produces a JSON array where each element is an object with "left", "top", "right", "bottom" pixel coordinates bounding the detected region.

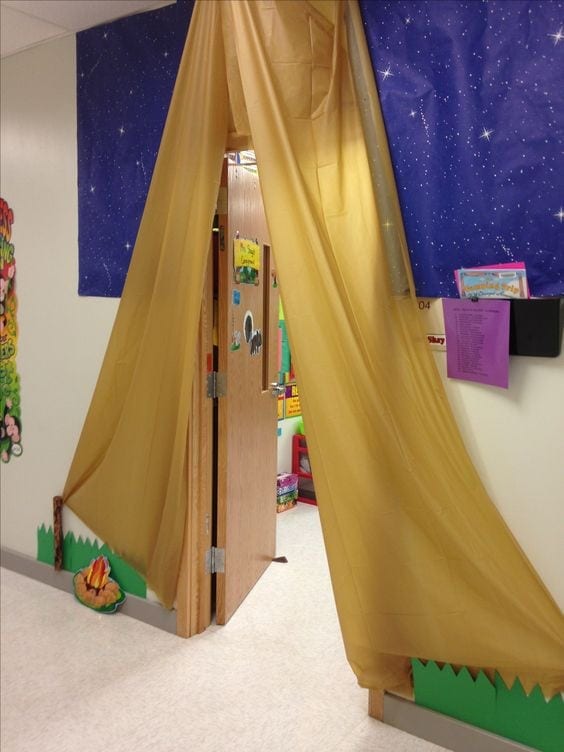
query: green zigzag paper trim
[
  {"left": 37, "top": 525, "right": 146, "bottom": 599},
  {"left": 412, "top": 658, "right": 564, "bottom": 752}
]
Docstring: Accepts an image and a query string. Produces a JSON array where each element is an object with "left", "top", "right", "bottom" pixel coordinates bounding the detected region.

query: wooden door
[{"left": 216, "top": 157, "right": 279, "bottom": 624}]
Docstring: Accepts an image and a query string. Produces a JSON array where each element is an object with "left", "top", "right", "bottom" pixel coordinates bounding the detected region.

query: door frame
[{"left": 176, "top": 244, "right": 214, "bottom": 637}]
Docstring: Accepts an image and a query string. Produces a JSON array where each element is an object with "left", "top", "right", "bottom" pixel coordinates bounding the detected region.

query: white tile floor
[{"left": 1, "top": 503, "right": 449, "bottom": 752}]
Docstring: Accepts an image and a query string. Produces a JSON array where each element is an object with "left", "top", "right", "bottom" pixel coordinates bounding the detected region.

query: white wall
[
  {"left": 420, "top": 300, "right": 564, "bottom": 608},
  {"left": 1, "top": 34, "right": 562, "bottom": 614},
  {"left": 277, "top": 416, "right": 302, "bottom": 474},
  {"left": 0, "top": 36, "right": 119, "bottom": 557}
]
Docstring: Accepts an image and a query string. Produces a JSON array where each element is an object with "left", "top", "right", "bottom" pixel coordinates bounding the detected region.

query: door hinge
[
  {"left": 205, "top": 547, "right": 225, "bottom": 574},
  {"left": 206, "top": 371, "right": 227, "bottom": 399}
]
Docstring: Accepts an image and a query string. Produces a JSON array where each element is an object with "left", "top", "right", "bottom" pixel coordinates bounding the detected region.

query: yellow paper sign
[
  {"left": 234, "top": 238, "right": 260, "bottom": 270},
  {"left": 284, "top": 384, "right": 301, "bottom": 417},
  {"left": 285, "top": 397, "right": 301, "bottom": 417}
]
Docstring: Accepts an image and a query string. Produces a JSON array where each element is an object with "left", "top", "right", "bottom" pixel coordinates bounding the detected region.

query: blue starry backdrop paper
[
  {"left": 78, "top": 0, "right": 562, "bottom": 299},
  {"left": 359, "top": 0, "right": 563, "bottom": 298},
  {"left": 77, "top": 0, "right": 193, "bottom": 297}
]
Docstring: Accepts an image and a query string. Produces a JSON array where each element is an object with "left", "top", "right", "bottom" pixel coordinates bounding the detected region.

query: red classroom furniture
[{"left": 292, "top": 434, "right": 317, "bottom": 505}]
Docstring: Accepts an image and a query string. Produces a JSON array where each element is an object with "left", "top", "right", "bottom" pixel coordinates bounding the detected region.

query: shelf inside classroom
[{"left": 292, "top": 434, "right": 317, "bottom": 506}]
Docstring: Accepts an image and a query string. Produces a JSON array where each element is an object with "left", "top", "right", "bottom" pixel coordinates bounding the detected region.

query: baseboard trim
[
  {"left": 383, "top": 693, "right": 537, "bottom": 752},
  {"left": 1, "top": 547, "right": 177, "bottom": 635}
]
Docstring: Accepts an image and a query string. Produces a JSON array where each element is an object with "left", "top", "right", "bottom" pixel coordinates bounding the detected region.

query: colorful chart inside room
[
  {"left": 77, "top": 0, "right": 563, "bottom": 301},
  {"left": 277, "top": 301, "right": 301, "bottom": 421},
  {"left": 0, "top": 197, "right": 22, "bottom": 463}
]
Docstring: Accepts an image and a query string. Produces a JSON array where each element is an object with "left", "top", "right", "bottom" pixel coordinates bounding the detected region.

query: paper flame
[{"left": 84, "top": 556, "right": 110, "bottom": 590}]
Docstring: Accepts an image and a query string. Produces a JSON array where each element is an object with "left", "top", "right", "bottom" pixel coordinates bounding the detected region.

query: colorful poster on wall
[
  {"left": 278, "top": 300, "right": 295, "bottom": 384},
  {"left": 234, "top": 238, "right": 260, "bottom": 285},
  {"left": 0, "top": 198, "right": 22, "bottom": 462}
]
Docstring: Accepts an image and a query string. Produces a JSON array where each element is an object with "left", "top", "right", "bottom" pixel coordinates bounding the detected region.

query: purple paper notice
[{"left": 443, "top": 299, "right": 510, "bottom": 389}]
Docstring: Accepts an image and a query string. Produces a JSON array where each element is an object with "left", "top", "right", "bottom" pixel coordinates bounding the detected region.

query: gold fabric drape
[
  {"left": 64, "top": 0, "right": 229, "bottom": 607},
  {"left": 64, "top": 0, "right": 564, "bottom": 696}
]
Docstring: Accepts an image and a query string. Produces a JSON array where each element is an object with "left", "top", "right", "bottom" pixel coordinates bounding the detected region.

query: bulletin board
[{"left": 77, "top": 0, "right": 193, "bottom": 297}]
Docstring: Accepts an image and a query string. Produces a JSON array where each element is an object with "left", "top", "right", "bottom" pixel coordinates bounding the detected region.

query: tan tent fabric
[
  {"left": 64, "top": 0, "right": 230, "bottom": 606},
  {"left": 64, "top": 0, "right": 564, "bottom": 697}
]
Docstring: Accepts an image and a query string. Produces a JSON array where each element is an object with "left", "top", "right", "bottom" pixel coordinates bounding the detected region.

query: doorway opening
[{"left": 178, "top": 150, "right": 318, "bottom": 635}]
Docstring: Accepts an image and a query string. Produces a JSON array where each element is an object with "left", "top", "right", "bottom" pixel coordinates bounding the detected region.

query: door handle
[{"left": 270, "top": 382, "right": 285, "bottom": 397}]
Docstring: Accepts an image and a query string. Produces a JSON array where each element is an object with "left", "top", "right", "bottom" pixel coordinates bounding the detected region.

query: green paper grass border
[
  {"left": 411, "top": 658, "right": 564, "bottom": 752},
  {"left": 37, "top": 525, "right": 146, "bottom": 599}
]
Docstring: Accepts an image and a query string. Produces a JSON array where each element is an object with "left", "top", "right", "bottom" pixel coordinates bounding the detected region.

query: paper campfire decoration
[{"left": 73, "top": 555, "right": 126, "bottom": 613}]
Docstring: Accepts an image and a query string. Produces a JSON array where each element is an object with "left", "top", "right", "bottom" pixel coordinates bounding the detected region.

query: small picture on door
[
  {"left": 243, "top": 310, "right": 262, "bottom": 357},
  {"left": 234, "top": 238, "right": 260, "bottom": 286}
]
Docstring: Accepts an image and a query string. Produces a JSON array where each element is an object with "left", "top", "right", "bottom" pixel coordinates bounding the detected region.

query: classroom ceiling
[{"left": 0, "top": 0, "right": 175, "bottom": 57}]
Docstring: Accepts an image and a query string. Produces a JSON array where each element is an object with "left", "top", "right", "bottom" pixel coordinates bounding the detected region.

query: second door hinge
[{"left": 205, "top": 547, "right": 225, "bottom": 575}]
